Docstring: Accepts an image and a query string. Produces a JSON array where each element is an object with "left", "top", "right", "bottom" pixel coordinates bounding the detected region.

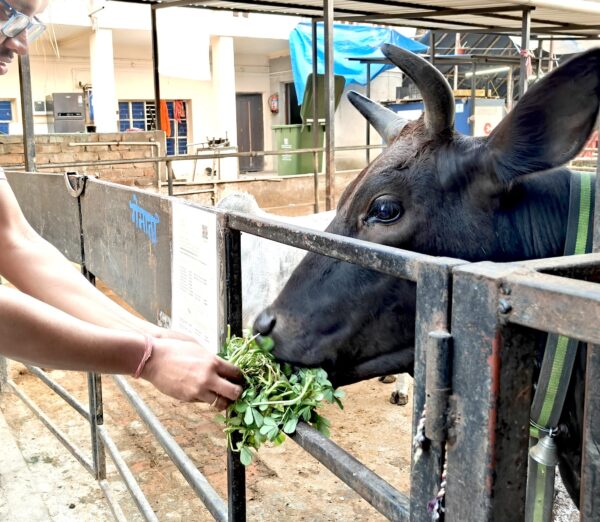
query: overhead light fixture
[{"left": 465, "top": 66, "right": 511, "bottom": 78}]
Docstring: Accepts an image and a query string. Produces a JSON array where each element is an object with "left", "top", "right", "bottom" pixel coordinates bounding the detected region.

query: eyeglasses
[{"left": 0, "top": 0, "right": 46, "bottom": 43}]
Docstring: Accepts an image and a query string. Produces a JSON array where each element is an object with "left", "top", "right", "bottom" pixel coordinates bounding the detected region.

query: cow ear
[{"left": 486, "top": 48, "right": 600, "bottom": 188}]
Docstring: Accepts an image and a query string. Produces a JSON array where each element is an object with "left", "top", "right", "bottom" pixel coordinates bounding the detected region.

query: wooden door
[{"left": 236, "top": 93, "right": 264, "bottom": 172}]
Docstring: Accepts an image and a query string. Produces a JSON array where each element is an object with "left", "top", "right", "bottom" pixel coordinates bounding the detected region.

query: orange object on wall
[
  {"left": 173, "top": 100, "right": 186, "bottom": 124},
  {"left": 160, "top": 100, "right": 171, "bottom": 137}
]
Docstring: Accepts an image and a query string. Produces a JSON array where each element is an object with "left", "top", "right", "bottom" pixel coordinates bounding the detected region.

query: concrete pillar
[
  {"left": 210, "top": 36, "right": 238, "bottom": 179},
  {"left": 89, "top": 9, "right": 118, "bottom": 133}
]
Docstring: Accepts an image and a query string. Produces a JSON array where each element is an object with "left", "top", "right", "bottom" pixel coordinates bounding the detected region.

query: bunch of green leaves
[{"left": 217, "top": 330, "right": 344, "bottom": 466}]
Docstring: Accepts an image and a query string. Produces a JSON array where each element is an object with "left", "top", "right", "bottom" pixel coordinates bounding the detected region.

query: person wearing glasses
[{"left": 0, "top": 0, "right": 243, "bottom": 409}]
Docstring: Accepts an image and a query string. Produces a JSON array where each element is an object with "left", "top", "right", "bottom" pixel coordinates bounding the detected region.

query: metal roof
[{"left": 116, "top": 1, "right": 600, "bottom": 38}]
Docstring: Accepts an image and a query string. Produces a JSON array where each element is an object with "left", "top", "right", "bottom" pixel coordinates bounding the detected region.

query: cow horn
[
  {"left": 347, "top": 90, "right": 408, "bottom": 144},
  {"left": 381, "top": 44, "right": 454, "bottom": 136}
]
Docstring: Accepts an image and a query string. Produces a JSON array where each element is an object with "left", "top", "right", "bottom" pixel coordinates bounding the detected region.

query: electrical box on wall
[
  {"left": 46, "top": 93, "right": 85, "bottom": 133},
  {"left": 33, "top": 100, "right": 46, "bottom": 114}
]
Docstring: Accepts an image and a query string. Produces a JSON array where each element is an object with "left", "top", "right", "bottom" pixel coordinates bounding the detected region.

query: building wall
[
  {"left": 0, "top": 131, "right": 165, "bottom": 186},
  {"left": 2, "top": 3, "right": 409, "bottom": 178}
]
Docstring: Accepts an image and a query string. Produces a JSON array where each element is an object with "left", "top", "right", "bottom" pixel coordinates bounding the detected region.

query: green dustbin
[{"left": 272, "top": 122, "right": 324, "bottom": 176}]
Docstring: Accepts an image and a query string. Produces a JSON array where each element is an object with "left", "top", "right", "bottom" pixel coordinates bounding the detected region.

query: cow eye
[{"left": 366, "top": 197, "right": 403, "bottom": 224}]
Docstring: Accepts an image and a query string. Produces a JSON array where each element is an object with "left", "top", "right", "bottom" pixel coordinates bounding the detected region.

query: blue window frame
[
  {"left": 118, "top": 101, "right": 155, "bottom": 133},
  {"left": 0, "top": 100, "right": 13, "bottom": 134},
  {"left": 165, "top": 101, "right": 188, "bottom": 156},
  {"left": 118, "top": 99, "right": 188, "bottom": 156}
]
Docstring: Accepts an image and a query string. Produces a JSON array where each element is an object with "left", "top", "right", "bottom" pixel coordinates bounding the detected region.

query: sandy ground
[
  {"left": 0, "top": 364, "right": 413, "bottom": 521},
  {"left": 0, "top": 365, "right": 579, "bottom": 521}
]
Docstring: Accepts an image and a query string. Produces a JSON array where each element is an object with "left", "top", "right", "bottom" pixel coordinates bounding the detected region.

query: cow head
[{"left": 254, "top": 45, "right": 600, "bottom": 387}]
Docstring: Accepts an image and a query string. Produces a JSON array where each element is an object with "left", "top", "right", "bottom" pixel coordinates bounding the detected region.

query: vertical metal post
[
  {"left": 167, "top": 160, "right": 174, "bottom": 197},
  {"left": 76, "top": 174, "right": 106, "bottom": 483},
  {"left": 366, "top": 62, "right": 371, "bottom": 165},
  {"left": 151, "top": 6, "right": 162, "bottom": 134},
  {"left": 519, "top": 9, "right": 531, "bottom": 98},
  {"left": 548, "top": 38, "right": 555, "bottom": 72},
  {"left": 311, "top": 19, "right": 320, "bottom": 214},
  {"left": 445, "top": 264, "right": 536, "bottom": 521},
  {"left": 470, "top": 62, "right": 477, "bottom": 136},
  {"left": 506, "top": 67, "right": 514, "bottom": 112},
  {"left": 0, "top": 269, "right": 4, "bottom": 391},
  {"left": 225, "top": 226, "right": 245, "bottom": 521},
  {"left": 410, "top": 263, "right": 457, "bottom": 522},
  {"left": 581, "top": 128, "right": 600, "bottom": 520},
  {"left": 18, "top": 54, "right": 36, "bottom": 172},
  {"left": 453, "top": 33, "right": 460, "bottom": 90},
  {"left": 87, "top": 371, "right": 106, "bottom": 480},
  {"left": 536, "top": 39, "right": 543, "bottom": 80},
  {"left": 323, "top": 0, "right": 335, "bottom": 211},
  {"left": 0, "top": 357, "right": 6, "bottom": 393}
]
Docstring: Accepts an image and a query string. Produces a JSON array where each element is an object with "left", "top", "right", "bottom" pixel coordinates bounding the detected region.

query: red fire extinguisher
[{"left": 268, "top": 93, "right": 279, "bottom": 114}]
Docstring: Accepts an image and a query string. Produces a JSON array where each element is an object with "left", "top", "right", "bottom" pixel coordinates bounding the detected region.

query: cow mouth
[{"left": 326, "top": 348, "right": 414, "bottom": 387}]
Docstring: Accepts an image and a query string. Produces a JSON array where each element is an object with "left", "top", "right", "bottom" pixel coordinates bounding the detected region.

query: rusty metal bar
[
  {"left": 495, "top": 268, "right": 600, "bottom": 344},
  {"left": 225, "top": 210, "right": 457, "bottom": 281},
  {"left": 290, "top": 422, "right": 410, "bottom": 521},
  {"left": 424, "top": 331, "right": 452, "bottom": 442},
  {"left": 582, "top": 141, "right": 600, "bottom": 521},
  {"left": 446, "top": 263, "right": 537, "bottom": 520},
  {"left": 410, "top": 262, "right": 460, "bottom": 521},
  {"left": 581, "top": 344, "right": 600, "bottom": 519}
]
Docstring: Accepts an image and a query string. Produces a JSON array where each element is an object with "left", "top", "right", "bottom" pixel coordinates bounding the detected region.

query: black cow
[{"left": 254, "top": 45, "right": 600, "bottom": 506}]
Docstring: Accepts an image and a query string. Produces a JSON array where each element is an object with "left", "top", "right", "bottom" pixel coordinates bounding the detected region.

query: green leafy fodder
[{"left": 217, "top": 331, "right": 345, "bottom": 466}]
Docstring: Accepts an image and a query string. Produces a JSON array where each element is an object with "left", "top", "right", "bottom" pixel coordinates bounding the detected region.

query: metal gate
[{"left": 1, "top": 171, "right": 599, "bottom": 520}]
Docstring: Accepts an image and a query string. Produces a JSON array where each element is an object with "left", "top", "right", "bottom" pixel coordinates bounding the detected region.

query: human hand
[{"left": 140, "top": 338, "right": 244, "bottom": 409}]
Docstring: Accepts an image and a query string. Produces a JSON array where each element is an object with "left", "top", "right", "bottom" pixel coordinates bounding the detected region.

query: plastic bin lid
[{"left": 300, "top": 73, "right": 345, "bottom": 125}]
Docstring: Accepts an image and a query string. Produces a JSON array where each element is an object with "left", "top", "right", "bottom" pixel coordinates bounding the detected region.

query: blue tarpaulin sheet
[{"left": 289, "top": 22, "right": 428, "bottom": 103}]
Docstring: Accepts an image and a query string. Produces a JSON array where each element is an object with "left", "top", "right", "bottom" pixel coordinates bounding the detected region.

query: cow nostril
[{"left": 253, "top": 309, "right": 276, "bottom": 336}]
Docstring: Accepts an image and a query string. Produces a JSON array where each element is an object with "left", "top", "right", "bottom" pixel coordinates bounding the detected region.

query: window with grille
[
  {"left": 118, "top": 101, "right": 156, "bottom": 132},
  {"left": 165, "top": 100, "right": 188, "bottom": 156},
  {"left": 0, "top": 100, "right": 13, "bottom": 134},
  {"left": 118, "top": 100, "right": 188, "bottom": 156}
]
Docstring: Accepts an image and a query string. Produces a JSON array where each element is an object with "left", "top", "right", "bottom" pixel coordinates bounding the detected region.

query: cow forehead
[{"left": 337, "top": 139, "right": 426, "bottom": 212}]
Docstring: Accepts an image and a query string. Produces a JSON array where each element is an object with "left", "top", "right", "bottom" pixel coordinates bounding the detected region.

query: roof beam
[{"left": 337, "top": 5, "right": 526, "bottom": 23}]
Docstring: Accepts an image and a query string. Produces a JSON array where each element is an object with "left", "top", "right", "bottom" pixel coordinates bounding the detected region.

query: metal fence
[{"left": 1, "top": 170, "right": 599, "bottom": 521}]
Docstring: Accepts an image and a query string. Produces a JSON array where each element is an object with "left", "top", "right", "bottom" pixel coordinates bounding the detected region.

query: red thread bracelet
[{"left": 134, "top": 335, "right": 154, "bottom": 379}]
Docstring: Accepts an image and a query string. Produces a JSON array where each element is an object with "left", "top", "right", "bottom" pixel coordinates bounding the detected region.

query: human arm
[{"left": 0, "top": 285, "right": 243, "bottom": 406}]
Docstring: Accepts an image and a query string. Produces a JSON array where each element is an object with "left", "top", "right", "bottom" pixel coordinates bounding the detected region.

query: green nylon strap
[{"left": 529, "top": 171, "right": 595, "bottom": 439}]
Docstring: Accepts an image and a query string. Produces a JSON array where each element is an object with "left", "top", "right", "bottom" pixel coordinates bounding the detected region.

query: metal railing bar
[
  {"left": 25, "top": 365, "right": 90, "bottom": 420},
  {"left": 226, "top": 210, "right": 462, "bottom": 282},
  {"left": 289, "top": 423, "right": 410, "bottom": 522},
  {"left": 487, "top": 266, "right": 600, "bottom": 344},
  {"left": 111, "top": 375, "right": 228, "bottom": 522},
  {"left": 99, "top": 479, "right": 129, "bottom": 522},
  {"left": 7, "top": 380, "right": 95, "bottom": 476},
  {"left": 97, "top": 425, "right": 159, "bottom": 522},
  {"left": 30, "top": 143, "right": 385, "bottom": 171},
  {"left": 519, "top": 252, "right": 600, "bottom": 275},
  {"left": 172, "top": 189, "right": 217, "bottom": 197}
]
